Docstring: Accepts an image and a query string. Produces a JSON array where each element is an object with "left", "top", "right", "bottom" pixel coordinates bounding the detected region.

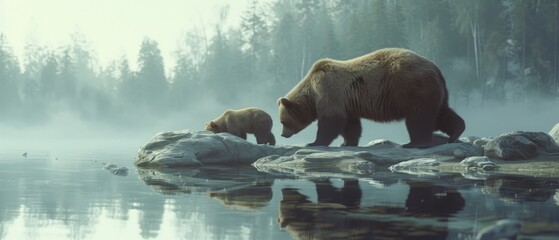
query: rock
[
  {"left": 135, "top": 130, "right": 483, "bottom": 171},
  {"left": 101, "top": 163, "right": 128, "bottom": 176},
  {"left": 111, "top": 167, "right": 129, "bottom": 177},
  {"left": 473, "top": 137, "right": 493, "bottom": 148},
  {"left": 103, "top": 163, "right": 118, "bottom": 170},
  {"left": 388, "top": 158, "right": 441, "bottom": 176},
  {"left": 476, "top": 219, "right": 521, "bottom": 240},
  {"left": 484, "top": 131, "right": 559, "bottom": 160},
  {"left": 253, "top": 149, "right": 376, "bottom": 176},
  {"left": 453, "top": 149, "right": 469, "bottom": 159},
  {"left": 550, "top": 122, "right": 559, "bottom": 144},
  {"left": 135, "top": 130, "right": 297, "bottom": 167},
  {"left": 365, "top": 139, "right": 400, "bottom": 148},
  {"left": 460, "top": 156, "right": 498, "bottom": 171},
  {"left": 459, "top": 136, "right": 480, "bottom": 144}
]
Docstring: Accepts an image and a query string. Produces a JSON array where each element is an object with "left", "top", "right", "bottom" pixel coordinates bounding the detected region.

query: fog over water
[{"left": 1, "top": 0, "right": 558, "bottom": 151}]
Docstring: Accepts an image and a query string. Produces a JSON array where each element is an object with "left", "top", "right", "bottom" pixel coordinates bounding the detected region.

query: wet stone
[
  {"left": 460, "top": 156, "right": 498, "bottom": 171},
  {"left": 483, "top": 131, "right": 559, "bottom": 160}
]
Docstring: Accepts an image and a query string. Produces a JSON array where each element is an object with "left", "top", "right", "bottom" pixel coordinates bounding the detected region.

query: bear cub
[{"left": 205, "top": 107, "right": 276, "bottom": 145}]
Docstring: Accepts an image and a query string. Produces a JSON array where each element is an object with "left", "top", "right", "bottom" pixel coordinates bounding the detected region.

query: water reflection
[
  {"left": 277, "top": 178, "right": 465, "bottom": 240},
  {"left": 138, "top": 165, "right": 277, "bottom": 210},
  {"left": 1, "top": 152, "right": 559, "bottom": 239},
  {"left": 138, "top": 166, "right": 276, "bottom": 204},
  {"left": 483, "top": 175, "right": 559, "bottom": 203}
]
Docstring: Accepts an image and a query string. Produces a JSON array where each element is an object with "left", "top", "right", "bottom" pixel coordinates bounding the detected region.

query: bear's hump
[{"left": 311, "top": 58, "right": 340, "bottom": 73}]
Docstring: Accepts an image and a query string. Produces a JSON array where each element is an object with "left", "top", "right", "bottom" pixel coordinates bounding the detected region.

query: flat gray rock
[
  {"left": 135, "top": 130, "right": 483, "bottom": 170},
  {"left": 135, "top": 130, "right": 296, "bottom": 167},
  {"left": 388, "top": 158, "right": 442, "bottom": 176}
]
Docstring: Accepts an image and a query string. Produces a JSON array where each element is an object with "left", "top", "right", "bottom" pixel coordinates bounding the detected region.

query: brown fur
[
  {"left": 205, "top": 107, "right": 276, "bottom": 145},
  {"left": 278, "top": 48, "right": 465, "bottom": 147}
]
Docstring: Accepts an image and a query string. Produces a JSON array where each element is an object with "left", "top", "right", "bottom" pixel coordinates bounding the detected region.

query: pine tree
[
  {"left": 136, "top": 37, "right": 168, "bottom": 110},
  {"left": 0, "top": 35, "right": 21, "bottom": 119}
]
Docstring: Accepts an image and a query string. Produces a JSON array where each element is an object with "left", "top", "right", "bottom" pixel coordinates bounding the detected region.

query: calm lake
[{"left": 1, "top": 145, "right": 559, "bottom": 240}]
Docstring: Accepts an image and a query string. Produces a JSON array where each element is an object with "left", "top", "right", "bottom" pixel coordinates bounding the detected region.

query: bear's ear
[{"left": 278, "top": 97, "right": 293, "bottom": 108}]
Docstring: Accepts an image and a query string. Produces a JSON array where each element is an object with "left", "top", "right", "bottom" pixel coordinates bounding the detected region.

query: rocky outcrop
[
  {"left": 135, "top": 128, "right": 559, "bottom": 177},
  {"left": 135, "top": 130, "right": 483, "bottom": 170},
  {"left": 483, "top": 131, "right": 559, "bottom": 160},
  {"left": 135, "top": 130, "right": 299, "bottom": 167}
]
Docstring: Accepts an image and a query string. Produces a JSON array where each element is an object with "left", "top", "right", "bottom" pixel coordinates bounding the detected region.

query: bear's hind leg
[
  {"left": 307, "top": 116, "right": 346, "bottom": 147},
  {"left": 437, "top": 107, "right": 465, "bottom": 143},
  {"left": 341, "top": 118, "right": 362, "bottom": 147},
  {"left": 256, "top": 132, "right": 276, "bottom": 146},
  {"left": 403, "top": 114, "right": 436, "bottom": 149},
  {"left": 255, "top": 133, "right": 266, "bottom": 144},
  {"left": 267, "top": 133, "right": 276, "bottom": 146}
]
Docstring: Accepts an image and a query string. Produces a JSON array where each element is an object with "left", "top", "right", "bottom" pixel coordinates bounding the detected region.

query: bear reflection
[
  {"left": 278, "top": 179, "right": 465, "bottom": 240},
  {"left": 404, "top": 180, "right": 465, "bottom": 217},
  {"left": 312, "top": 178, "right": 362, "bottom": 209}
]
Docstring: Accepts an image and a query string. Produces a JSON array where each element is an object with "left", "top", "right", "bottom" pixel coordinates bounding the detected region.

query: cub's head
[
  {"left": 278, "top": 97, "right": 312, "bottom": 138},
  {"left": 204, "top": 121, "right": 221, "bottom": 133}
]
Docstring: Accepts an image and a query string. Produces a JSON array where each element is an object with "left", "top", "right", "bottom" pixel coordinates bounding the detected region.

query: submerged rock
[
  {"left": 101, "top": 162, "right": 128, "bottom": 176},
  {"left": 111, "top": 167, "right": 129, "bottom": 176},
  {"left": 476, "top": 219, "right": 521, "bottom": 240},
  {"left": 483, "top": 131, "right": 559, "bottom": 160}
]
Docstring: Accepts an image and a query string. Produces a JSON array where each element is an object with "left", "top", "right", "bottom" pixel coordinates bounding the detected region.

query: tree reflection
[{"left": 483, "top": 175, "right": 559, "bottom": 203}]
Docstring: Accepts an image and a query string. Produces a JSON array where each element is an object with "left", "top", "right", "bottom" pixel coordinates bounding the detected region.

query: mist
[{"left": 1, "top": 0, "right": 558, "bottom": 152}]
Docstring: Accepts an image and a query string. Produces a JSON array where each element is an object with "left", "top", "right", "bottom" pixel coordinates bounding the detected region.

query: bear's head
[
  {"left": 278, "top": 97, "right": 312, "bottom": 138},
  {"left": 205, "top": 121, "right": 220, "bottom": 133}
]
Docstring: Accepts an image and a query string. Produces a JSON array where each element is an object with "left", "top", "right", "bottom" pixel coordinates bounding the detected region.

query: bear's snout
[{"left": 281, "top": 129, "right": 294, "bottom": 138}]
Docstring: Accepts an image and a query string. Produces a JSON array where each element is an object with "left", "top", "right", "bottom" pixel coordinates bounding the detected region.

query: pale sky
[{"left": 0, "top": 0, "right": 248, "bottom": 72}]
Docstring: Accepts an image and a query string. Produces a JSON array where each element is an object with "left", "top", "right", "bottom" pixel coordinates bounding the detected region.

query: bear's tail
[{"left": 436, "top": 70, "right": 465, "bottom": 143}]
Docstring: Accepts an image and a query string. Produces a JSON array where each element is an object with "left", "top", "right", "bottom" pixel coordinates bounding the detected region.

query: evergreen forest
[{"left": 1, "top": 0, "right": 557, "bottom": 129}]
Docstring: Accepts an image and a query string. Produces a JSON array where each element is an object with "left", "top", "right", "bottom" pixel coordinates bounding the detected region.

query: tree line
[{"left": 1, "top": 0, "right": 557, "bottom": 126}]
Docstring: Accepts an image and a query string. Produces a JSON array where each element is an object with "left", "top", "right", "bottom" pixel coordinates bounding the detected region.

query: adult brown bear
[
  {"left": 205, "top": 107, "right": 276, "bottom": 145},
  {"left": 277, "top": 48, "right": 465, "bottom": 148}
]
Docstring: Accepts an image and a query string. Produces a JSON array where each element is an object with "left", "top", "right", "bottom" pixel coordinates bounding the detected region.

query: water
[{"left": 1, "top": 147, "right": 559, "bottom": 240}]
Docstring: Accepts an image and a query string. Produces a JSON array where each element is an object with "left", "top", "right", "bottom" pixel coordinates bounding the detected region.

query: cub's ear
[{"left": 278, "top": 97, "right": 293, "bottom": 107}]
